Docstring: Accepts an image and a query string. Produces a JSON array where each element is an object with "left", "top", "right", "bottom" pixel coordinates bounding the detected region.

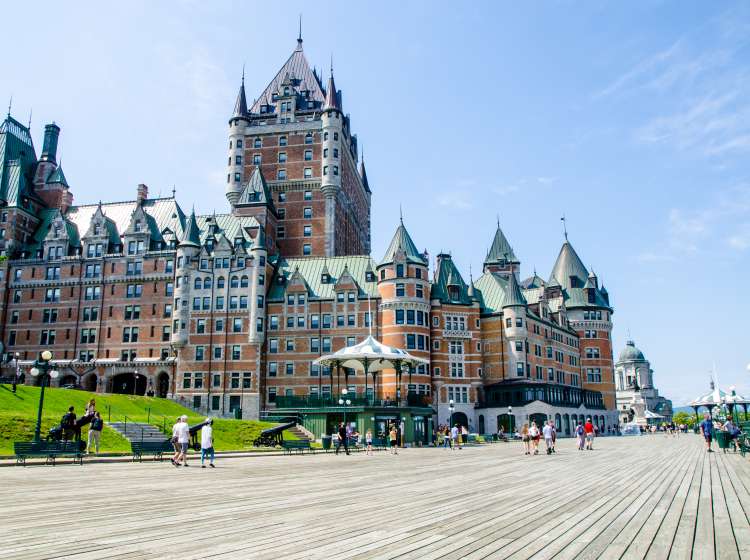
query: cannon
[{"left": 253, "top": 421, "right": 296, "bottom": 447}]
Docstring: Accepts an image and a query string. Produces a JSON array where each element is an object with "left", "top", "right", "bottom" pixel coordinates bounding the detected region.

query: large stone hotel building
[{"left": 0, "top": 36, "right": 618, "bottom": 440}]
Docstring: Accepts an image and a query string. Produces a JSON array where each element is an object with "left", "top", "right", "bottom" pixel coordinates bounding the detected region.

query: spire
[
  {"left": 359, "top": 157, "right": 371, "bottom": 193},
  {"left": 232, "top": 70, "right": 248, "bottom": 119},
  {"left": 379, "top": 220, "right": 425, "bottom": 267},
  {"left": 323, "top": 67, "right": 341, "bottom": 112},
  {"left": 180, "top": 209, "right": 201, "bottom": 247},
  {"left": 549, "top": 240, "right": 588, "bottom": 289},
  {"left": 6, "top": 95, "right": 11, "bottom": 118},
  {"left": 561, "top": 215, "right": 568, "bottom": 241},
  {"left": 297, "top": 14, "right": 303, "bottom": 48},
  {"left": 485, "top": 220, "right": 518, "bottom": 266},
  {"left": 503, "top": 270, "right": 527, "bottom": 308}
]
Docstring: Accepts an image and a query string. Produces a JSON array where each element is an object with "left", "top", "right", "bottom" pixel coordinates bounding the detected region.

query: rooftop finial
[
  {"left": 298, "top": 14, "right": 303, "bottom": 44},
  {"left": 172, "top": 185, "right": 176, "bottom": 198},
  {"left": 330, "top": 53, "right": 334, "bottom": 76},
  {"left": 242, "top": 63, "right": 245, "bottom": 85},
  {"left": 561, "top": 214, "right": 568, "bottom": 241},
  {"left": 27, "top": 108, "right": 32, "bottom": 130},
  {"left": 399, "top": 204, "right": 403, "bottom": 224},
  {"left": 6, "top": 95, "right": 11, "bottom": 118},
  {"left": 496, "top": 214, "right": 500, "bottom": 229}
]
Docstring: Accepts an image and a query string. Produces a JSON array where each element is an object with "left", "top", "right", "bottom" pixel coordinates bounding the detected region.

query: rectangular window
[
  {"left": 232, "top": 345, "right": 241, "bottom": 360},
  {"left": 516, "top": 362, "right": 525, "bottom": 376},
  {"left": 396, "top": 283, "right": 405, "bottom": 297},
  {"left": 304, "top": 168, "right": 312, "bottom": 178}
]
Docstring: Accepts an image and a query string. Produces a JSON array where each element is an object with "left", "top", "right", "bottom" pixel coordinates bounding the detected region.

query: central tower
[{"left": 225, "top": 36, "right": 371, "bottom": 258}]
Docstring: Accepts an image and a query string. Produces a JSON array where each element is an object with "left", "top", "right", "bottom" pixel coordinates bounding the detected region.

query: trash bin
[
  {"left": 321, "top": 435, "right": 332, "bottom": 451},
  {"left": 234, "top": 408, "right": 242, "bottom": 420},
  {"left": 716, "top": 431, "right": 730, "bottom": 453}
]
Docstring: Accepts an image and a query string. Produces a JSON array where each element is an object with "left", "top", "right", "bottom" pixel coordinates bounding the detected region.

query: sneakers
[
  {"left": 202, "top": 465, "right": 206, "bottom": 469},
  {"left": 210, "top": 463, "right": 215, "bottom": 468}
]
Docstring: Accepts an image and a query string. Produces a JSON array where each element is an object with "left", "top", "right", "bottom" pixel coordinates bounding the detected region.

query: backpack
[
  {"left": 576, "top": 425, "right": 584, "bottom": 436},
  {"left": 61, "top": 413, "right": 73, "bottom": 427}
]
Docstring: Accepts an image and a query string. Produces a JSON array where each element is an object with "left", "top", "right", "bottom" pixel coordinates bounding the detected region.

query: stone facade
[
  {"left": 0, "top": 36, "right": 618, "bottom": 432},
  {"left": 615, "top": 340, "right": 673, "bottom": 425}
]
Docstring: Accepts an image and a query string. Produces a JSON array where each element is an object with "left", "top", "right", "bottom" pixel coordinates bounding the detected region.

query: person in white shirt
[
  {"left": 171, "top": 415, "right": 190, "bottom": 467},
  {"left": 450, "top": 425, "right": 460, "bottom": 450},
  {"left": 529, "top": 422, "right": 540, "bottom": 455},
  {"left": 200, "top": 418, "right": 215, "bottom": 468},
  {"left": 542, "top": 421, "right": 554, "bottom": 455}
]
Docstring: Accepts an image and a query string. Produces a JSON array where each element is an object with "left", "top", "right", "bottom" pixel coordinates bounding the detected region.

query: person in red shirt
[{"left": 584, "top": 418, "right": 595, "bottom": 450}]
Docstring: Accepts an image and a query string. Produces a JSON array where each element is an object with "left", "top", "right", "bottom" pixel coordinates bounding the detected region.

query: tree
[{"left": 673, "top": 411, "right": 695, "bottom": 428}]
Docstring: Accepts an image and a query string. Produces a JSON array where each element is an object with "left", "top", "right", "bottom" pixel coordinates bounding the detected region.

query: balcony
[
  {"left": 477, "top": 382, "right": 606, "bottom": 410},
  {"left": 274, "top": 392, "right": 432, "bottom": 409}
]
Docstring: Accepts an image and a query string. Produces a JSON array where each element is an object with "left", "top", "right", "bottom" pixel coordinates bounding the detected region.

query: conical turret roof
[
  {"left": 46, "top": 165, "right": 68, "bottom": 186},
  {"left": 485, "top": 221, "right": 518, "bottom": 265},
  {"left": 324, "top": 71, "right": 341, "bottom": 111},
  {"left": 232, "top": 76, "right": 248, "bottom": 119},
  {"left": 503, "top": 272, "right": 526, "bottom": 308},
  {"left": 359, "top": 159, "right": 371, "bottom": 193},
  {"left": 379, "top": 220, "right": 425, "bottom": 267},
  {"left": 179, "top": 209, "right": 201, "bottom": 247},
  {"left": 549, "top": 241, "right": 588, "bottom": 290}
]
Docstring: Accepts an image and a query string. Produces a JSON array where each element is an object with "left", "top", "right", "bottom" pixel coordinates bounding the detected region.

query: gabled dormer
[
  {"left": 42, "top": 210, "right": 77, "bottom": 260},
  {"left": 286, "top": 266, "right": 311, "bottom": 297},
  {"left": 82, "top": 203, "right": 118, "bottom": 257},
  {"left": 122, "top": 204, "right": 153, "bottom": 255},
  {"left": 334, "top": 264, "right": 359, "bottom": 294}
]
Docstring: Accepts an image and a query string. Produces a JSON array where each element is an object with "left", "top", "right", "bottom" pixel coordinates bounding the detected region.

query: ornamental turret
[
  {"left": 321, "top": 69, "right": 343, "bottom": 256},
  {"left": 172, "top": 209, "right": 201, "bottom": 348},
  {"left": 227, "top": 73, "right": 249, "bottom": 206}
]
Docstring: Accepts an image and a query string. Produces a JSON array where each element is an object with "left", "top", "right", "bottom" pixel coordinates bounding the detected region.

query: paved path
[{"left": 2, "top": 435, "right": 749, "bottom": 559}]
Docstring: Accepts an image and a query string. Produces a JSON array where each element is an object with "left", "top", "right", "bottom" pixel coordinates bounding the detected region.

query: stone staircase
[
  {"left": 286, "top": 425, "right": 312, "bottom": 443},
  {"left": 109, "top": 422, "right": 168, "bottom": 443}
]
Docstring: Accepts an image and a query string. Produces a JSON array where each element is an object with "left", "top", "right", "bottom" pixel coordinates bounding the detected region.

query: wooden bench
[
  {"left": 282, "top": 440, "right": 313, "bottom": 454},
  {"left": 14, "top": 441, "right": 84, "bottom": 466},
  {"left": 131, "top": 441, "right": 174, "bottom": 462}
]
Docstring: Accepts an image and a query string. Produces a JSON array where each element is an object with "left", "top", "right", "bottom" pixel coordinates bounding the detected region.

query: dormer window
[
  {"left": 134, "top": 220, "right": 142, "bottom": 232},
  {"left": 448, "top": 286, "right": 459, "bottom": 301},
  {"left": 53, "top": 226, "right": 61, "bottom": 238},
  {"left": 321, "top": 273, "right": 330, "bottom": 284},
  {"left": 283, "top": 86, "right": 290, "bottom": 96},
  {"left": 93, "top": 224, "right": 101, "bottom": 236}
]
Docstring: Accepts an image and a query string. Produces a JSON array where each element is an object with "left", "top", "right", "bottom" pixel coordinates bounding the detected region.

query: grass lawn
[{"left": 0, "top": 384, "right": 293, "bottom": 455}]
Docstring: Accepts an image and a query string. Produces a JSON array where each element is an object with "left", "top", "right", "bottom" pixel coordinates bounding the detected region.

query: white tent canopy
[{"left": 314, "top": 335, "right": 428, "bottom": 373}]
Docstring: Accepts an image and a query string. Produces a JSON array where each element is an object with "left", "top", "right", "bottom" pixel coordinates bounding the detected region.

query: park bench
[
  {"left": 282, "top": 440, "right": 313, "bottom": 454},
  {"left": 131, "top": 441, "right": 174, "bottom": 462},
  {"left": 14, "top": 441, "right": 84, "bottom": 466}
]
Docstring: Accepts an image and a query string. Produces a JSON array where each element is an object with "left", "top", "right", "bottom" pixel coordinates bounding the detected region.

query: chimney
[
  {"left": 41, "top": 123, "right": 61, "bottom": 163},
  {"left": 60, "top": 190, "right": 74, "bottom": 214},
  {"left": 137, "top": 184, "right": 148, "bottom": 204}
]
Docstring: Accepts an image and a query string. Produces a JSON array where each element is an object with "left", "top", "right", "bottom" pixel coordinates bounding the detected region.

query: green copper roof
[
  {"left": 180, "top": 210, "right": 201, "bottom": 247},
  {"left": 431, "top": 255, "right": 472, "bottom": 305},
  {"left": 268, "top": 256, "right": 379, "bottom": 301},
  {"left": 503, "top": 272, "right": 527, "bottom": 308},
  {"left": 46, "top": 165, "right": 68, "bottom": 186},
  {"left": 549, "top": 241, "right": 588, "bottom": 289},
  {"left": 379, "top": 221, "right": 426, "bottom": 266},
  {"left": 236, "top": 166, "right": 274, "bottom": 209},
  {"left": 0, "top": 116, "right": 37, "bottom": 208},
  {"left": 485, "top": 222, "right": 518, "bottom": 265},
  {"left": 521, "top": 273, "right": 546, "bottom": 289},
  {"left": 473, "top": 272, "right": 507, "bottom": 313}
]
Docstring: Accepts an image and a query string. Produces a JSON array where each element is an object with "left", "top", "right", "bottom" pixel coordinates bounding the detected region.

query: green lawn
[{"left": 0, "top": 384, "right": 293, "bottom": 455}]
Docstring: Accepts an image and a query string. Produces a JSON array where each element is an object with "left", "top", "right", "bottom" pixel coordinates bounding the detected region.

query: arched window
[
  {"left": 217, "top": 276, "right": 225, "bottom": 289},
  {"left": 555, "top": 413, "right": 562, "bottom": 431},
  {"left": 240, "top": 275, "right": 249, "bottom": 288},
  {"left": 230, "top": 276, "right": 239, "bottom": 288},
  {"left": 194, "top": 277, "right": 201, "bottom": 290},
  {"left": 204, "top": 277, "right": 212, "bottom": 290}
]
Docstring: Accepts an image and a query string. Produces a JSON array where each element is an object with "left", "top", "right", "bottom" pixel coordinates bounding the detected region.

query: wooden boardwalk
[{"left": 2, "top": 435, "right": 749, "bottom": 559}]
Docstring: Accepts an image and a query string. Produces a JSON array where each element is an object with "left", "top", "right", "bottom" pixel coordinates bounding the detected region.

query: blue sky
[{"left": 4, "top": 1, "right": 750, "bottom": 404}]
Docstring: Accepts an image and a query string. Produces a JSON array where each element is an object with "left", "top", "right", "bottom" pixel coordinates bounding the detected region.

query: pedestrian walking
[
  {"left": 87, "top": 412, "right": 103, "bottom": 454},
  {"left": 171, "top": 415, "right": 190, "bottom": 467},
  {"left": 200, "top": 418, "right": 215, "bottom": 468},
  {"left": 451, "top": 424, "right": 460, "bottom": 450},
  {"left": 389, "top": 424, "right": 398, "bottom": 454},
  {"left": 543, "top": 421, "right": 554, "bottom": 455},
  {"left": 700, "top": 413, "right": 714, "bottom": 452},
  {"left": 550, "top": 421, "right": 557, "bottom": 453},
  {"left": 529, "top": 422, "right": 540, "bottom": 454},
  {"left": 365, "top": 429, "right": 373, "bottom": 455},
  {"left": 521, "top": 423, "right": 530, "bottom": 455},
  {"left": 443, "top": 426, "right": 451, "bottom": 449},
  {"left": 335, "top": 422, "right": 350, "bottom": 455},
  {"left": 575, "top": 421, "right": 585, "bottom": 450},
  {"left": 584, "top": 417, "right": 595, "bottom": 450}
]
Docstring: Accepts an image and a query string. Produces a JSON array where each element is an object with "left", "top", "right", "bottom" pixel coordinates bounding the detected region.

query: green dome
[{"left": 618, "top": 340, "right": 645, "bottom": 362}]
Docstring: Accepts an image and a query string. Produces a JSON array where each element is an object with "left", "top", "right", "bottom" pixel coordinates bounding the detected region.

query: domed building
[{"left": 615, "top": 340, "right": 672, "bottom": 426}]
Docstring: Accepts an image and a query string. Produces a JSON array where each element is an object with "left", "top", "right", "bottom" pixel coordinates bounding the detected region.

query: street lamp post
[
  {"left": 133, "top": 370, "right": 139, "bottom": 396},
  {"left": 338, "top": 388, "right": 352, "bottom": 427},
  {"left": 449, "top": 399, "right": 455, "bottom": 428},
  {"left": 508, "top": 405, "right": 513, "bottom": 433},
  {"left": 11, "top": 351, "right": 20, "bottom": 393},
  {"left": 30, "top": 350, "right": 59, "bottom": 442}
]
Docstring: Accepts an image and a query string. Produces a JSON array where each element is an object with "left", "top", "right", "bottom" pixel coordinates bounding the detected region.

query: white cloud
[
  {"left": 436, "top": 191, "right": 472, "bottom": 210},
  {"left": 727, "top": 224, "right": 750, "bottom": 250},
  {"left": 493, "top": 184, "right": 520, "bottom": 196}
]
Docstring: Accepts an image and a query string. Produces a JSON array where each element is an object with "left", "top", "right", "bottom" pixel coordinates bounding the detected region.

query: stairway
[
  {"left": 109, "top": 422, "right": 168, "bottom": 443},
  {"left": 286, "top": 425, "right": 312, "bottom": 443}
]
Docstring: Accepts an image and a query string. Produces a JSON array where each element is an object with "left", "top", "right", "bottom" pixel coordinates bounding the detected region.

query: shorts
[
  {"left": 180, "top": 442, "right": 189, "bottom": 453},
  {"left": 585, "top": 433, "right": 594, "bottom": 441},
  {"left": 522, "top": 436, "right": 530, "bottom": 442},
  {"left": 704, "top": 434, "right": 712, "bottom": 443},
  {"left": 545, "top": 438, "right": 553, "bottom": 446}
]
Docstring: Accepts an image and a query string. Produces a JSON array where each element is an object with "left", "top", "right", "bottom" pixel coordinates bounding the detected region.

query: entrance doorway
[
  {"left": 497, "top": 413, "right": 515, "bottom": 433},
  {"left": 157, "top": 372, "right": 170, "bottom": 398},
  {"left": 529, "top": 413, "right": 547, "bottom": 428},
  {"left": 451, "top": 411, "right": 468, "bottom": 430},
  {"left": 112, "top": 372, "right": 147, "bottom": 395},
  {"left": 478, "top": 415, "right": 485, "bottom": 434},
  {"left": 59, "top": 374, "right": 78, "bottom": 388},
  {"left": 82, "top": 373, "right": 97, "bottom": 392}
]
